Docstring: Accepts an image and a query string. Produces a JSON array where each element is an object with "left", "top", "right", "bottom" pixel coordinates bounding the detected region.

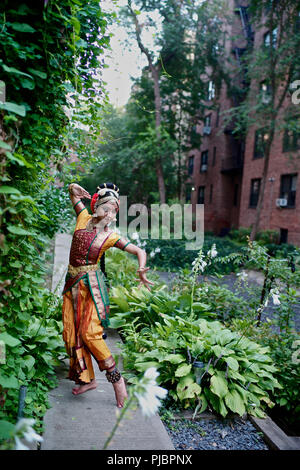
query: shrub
[{"left": 116, "top": 307, "right": 281, "bottom": 419}]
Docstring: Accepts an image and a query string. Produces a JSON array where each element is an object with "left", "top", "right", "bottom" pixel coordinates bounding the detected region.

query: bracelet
[
  {"left": 137, "top": 267, "right": 148, "bottom": 273},
  {"left": 69, "top": 183, "right": 76, "bottom": 195}
]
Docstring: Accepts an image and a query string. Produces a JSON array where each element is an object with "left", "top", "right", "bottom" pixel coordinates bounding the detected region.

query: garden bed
[{"left": 162, "top": 415, "right": 269, "bottom": 450}]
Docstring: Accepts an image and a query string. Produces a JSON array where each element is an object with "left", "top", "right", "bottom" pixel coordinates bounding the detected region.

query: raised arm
[{"left": 68, "top": 183, "right": 91, "bottom": 215}]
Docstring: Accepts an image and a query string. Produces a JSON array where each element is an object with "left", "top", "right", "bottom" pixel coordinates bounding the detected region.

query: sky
[{"left": 100, "top": 0, "right": 161, "bottom": 108}]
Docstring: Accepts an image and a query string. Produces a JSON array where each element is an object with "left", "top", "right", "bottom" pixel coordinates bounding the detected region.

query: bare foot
[
  {"left": 112, "top": 377, "right": 128, "bottom": 408},
  {"left": 72, "top": 379, "right": 97, "bottom": 395}
]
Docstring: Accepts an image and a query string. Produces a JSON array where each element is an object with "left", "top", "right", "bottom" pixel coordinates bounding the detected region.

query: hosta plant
[{"left": 118, "top": 313, "right": 282, "bottom": 419}]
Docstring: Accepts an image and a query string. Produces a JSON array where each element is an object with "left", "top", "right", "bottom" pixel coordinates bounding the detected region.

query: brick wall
[{"left": 186, "top": 0, "right": 300, "bottom": 246}]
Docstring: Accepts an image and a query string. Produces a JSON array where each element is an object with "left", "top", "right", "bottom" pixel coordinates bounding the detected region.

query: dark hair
[{"left": 98, "top": 183, "right": 119, "bottom": 282}]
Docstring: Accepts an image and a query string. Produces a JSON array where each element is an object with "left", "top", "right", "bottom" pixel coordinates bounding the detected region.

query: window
[
  {"left": 260, "top": 82, "right": 272, "bottom": 104},
  {"left": 188, "top": 156, "right": 194, "bottom": 176},
  {"left": 186, "top": 184, "right": 192, "bottom": 203},
  {"left": 279, "top": 228, "right": 288, "bottom": 244},
  {"left": 233, "top": 183, "right": 239, "bottom": 206},
  {"left": 209, "top": 184, "right": 213, "bottom": 203},
  {"left": 249, "top": 178, "right": 261, "bottom": 207},
  {"left": 280, "top": 174, "right": 297, "bottom": 207},
  {"left": 206, "top": 80, "right": 215, "bottom": 100},
  {"left": 212, "top": 146, "right": 216, "bottom": 166},
  {"left": 198, "top": 186, "right": 205, "bottom": 204},
  {"left": 282, "top": 119, "right": 300, "bottom": 152},
  {"left": 264, "top": 28, "right": 278, "bottom": 48},
  {"left": 200, "top": 151, "right": 208, "bottom": 172},
  {"left": 204, "top": 114, "right": 211, "bottom": 127},
  {"left": 253, "top": 128, "right": 269, "bottom": 158},
  {"left": 216, "top": 106, "right": 220, "bottom": 127}
]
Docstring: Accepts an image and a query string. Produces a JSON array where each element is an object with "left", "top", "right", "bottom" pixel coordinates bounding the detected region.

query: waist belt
[{"left": 68, "top": 263, "right": 98, "bottom": 277}]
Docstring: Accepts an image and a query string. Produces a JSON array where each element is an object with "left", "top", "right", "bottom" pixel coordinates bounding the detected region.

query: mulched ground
[{"left": 163, "top": 417, "right": 269, "bottom": 450}]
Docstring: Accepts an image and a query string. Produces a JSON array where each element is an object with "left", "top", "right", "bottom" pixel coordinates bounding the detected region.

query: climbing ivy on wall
[{"left": 0, "top": 0, "right": 113, "bottom": 444}]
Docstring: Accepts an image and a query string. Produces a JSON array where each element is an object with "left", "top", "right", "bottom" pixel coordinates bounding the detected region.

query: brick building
[{"left": 186, "top": 0, "right": 300, "bottom": 246}]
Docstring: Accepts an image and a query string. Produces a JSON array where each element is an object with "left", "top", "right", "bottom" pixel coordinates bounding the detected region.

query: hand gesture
[
  {"left": 135, "top": 267, "right": 155, "bottom": 291},
  {"left": 69, "top": 183, "right": 91, "bottom": 200}
]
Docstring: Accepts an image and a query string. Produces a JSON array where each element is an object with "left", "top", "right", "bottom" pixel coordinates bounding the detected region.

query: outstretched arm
[
  {"left": 123, "top": 243, "right": 154, "bottom": 291},
  {"left": 68, "top": 183, "right": 91, "bottom": 215}
]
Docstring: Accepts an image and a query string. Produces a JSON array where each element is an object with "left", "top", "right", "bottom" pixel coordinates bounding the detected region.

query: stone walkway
[{"left": 41, "top": 233, "right": 174, "bottom": 450}]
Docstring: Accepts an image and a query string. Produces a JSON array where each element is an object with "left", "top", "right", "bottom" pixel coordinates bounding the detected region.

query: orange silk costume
[{"left": 62, "top": 204, "right": 130, "bottom": 385}]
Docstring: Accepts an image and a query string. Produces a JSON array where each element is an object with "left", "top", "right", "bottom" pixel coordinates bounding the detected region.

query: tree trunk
[
  {"left": 250, "top": 126, "right": 275, "bottom": 241},
  {"left": 129, "top": 5, "right": 166, "bottom": 203}
]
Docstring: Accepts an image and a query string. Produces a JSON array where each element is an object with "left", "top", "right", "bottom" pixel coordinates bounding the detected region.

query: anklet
[{"left": 105, "top": 367, "right": 121, "bottom": 383}]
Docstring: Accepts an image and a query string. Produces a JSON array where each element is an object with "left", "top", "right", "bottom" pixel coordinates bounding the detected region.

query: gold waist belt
[{"left": 68, "top": 263, "right": 98, "bottom": 277}]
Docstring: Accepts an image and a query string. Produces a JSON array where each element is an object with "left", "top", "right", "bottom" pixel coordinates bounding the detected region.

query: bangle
[
  {"left": 69, "top": 183, "right": 76, "bottom": 195},
  {"left": 137, "top": 267, "right": 148, "bottom": 273}
]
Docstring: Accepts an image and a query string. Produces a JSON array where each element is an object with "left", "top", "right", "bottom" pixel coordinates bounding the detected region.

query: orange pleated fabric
[{"left": 62, "top": 279, "right": 115, "bottom": 384}]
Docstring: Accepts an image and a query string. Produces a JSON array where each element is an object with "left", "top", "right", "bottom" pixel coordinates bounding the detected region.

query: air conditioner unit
[
  {"left": 276, "top": 198, "right": 288, "bottom": 207},
  {"left": 201, "top": 164, "right": 208, "bottom": 172},
  {"left": 203, "top": 126, "right": 211, "bottom": 135}
]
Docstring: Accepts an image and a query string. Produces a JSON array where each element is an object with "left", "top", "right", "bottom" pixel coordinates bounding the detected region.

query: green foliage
[
  {"left": 0, "top": 0, "right": 112, "bottom": 442},
  {"left": 113, "top": 297, "right": 281, "bottom": 418},
  {"left": 142, "top": 235, "right": 243, "bottom": 274}
]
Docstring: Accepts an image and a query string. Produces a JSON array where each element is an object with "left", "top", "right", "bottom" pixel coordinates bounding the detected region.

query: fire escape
[{"left": 221, "top": 4, "right": 254, "bottom": 174}]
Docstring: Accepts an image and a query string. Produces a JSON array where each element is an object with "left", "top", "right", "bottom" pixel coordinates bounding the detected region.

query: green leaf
[
  {"left": 27, "top": 68, "right": 47, "bottom": 80},
  {"left": 11, "top": 23, "right": 36, "bottom": 33},
  {"left": 1, "top": 64, "right": 33, "bottom": 78},
  {"left": 109, "top": 317, "right": 126, "bottom": 328},
  {"left": 0, "top": 331, "right": 21, "bottom": 347},
  {"left": 0, "top": 141, "right": 11, "bottom": 150},
  {"left": 22, "top": 354, "right": 35, "bottom": 371},
  {"left": 0, "top": 373, "right": 19, "bottom": 389},
  {"left": 210, "top": 375, "right": 228, "bottom": 398},
  {"left": 224, "top": 390, "right": 246, "bottom": 415},
  {"left": 0, "top": 420, "right": 15, "bottom": 439},
  {"left": 164, "top": 354, "right": 185, "bottom": 364},
  {"left": 135, "top": 361, "right": 160, "bottom": 372},
  {"left": 175, "top": 363, "right": 192, "bottom": 377},
  {"left": 0, "top": 186, "right": 21, "bottom": 194},
  {"left": 7, "top": 225, "right": 34, "bottom": 236},
  {"left": 225, "top": 357, "right": 239, "bottom": 371},
  {"left": 0, "top": 102, "right": 26, "bottom": 116}
]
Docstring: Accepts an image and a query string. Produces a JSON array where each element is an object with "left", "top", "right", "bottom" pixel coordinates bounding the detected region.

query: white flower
[
  {"left": 144, "top": 367, "right": 159, "bottom": 382},
  {"left": 14, "top": 418, "right": 43, "bottom": 450},
  {"left": 134, "top": 367, "right": 167, "bottom": 417},
  {"left": 131, "top": 232, "right": 140, "bottom": 240},
  {"left": 142, "top": 241, "right": 147, "bottom": 247},
  {"left": 150, "top": 250, "right": 155, "bottom": 258},
  {"left": 271, "top": 290, "right": 280, "bottom": 306},
  {"left": 264, "top": 298, "right": 269, "bottom": 307},
  {"left": 154, "top": 247, "right": 161, "bottom": 253},
  {"left": 208, "top": 244, "right": 217, "bottom": 258},
  {"left": 237, "top": 271, "right": 248, "bottom": 282},
  {"left": 15, "top": 437, "right": 30, "bottom": 451}
]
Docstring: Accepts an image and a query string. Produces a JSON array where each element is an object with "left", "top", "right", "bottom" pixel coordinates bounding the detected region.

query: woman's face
[{"left": 95, "top": 201, "right": 118, "bottom": 224}]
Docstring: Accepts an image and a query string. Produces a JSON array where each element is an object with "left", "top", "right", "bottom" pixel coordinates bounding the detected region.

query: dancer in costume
[{"left": 62, "top": 182, "right": 154, "bottom": 408}]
